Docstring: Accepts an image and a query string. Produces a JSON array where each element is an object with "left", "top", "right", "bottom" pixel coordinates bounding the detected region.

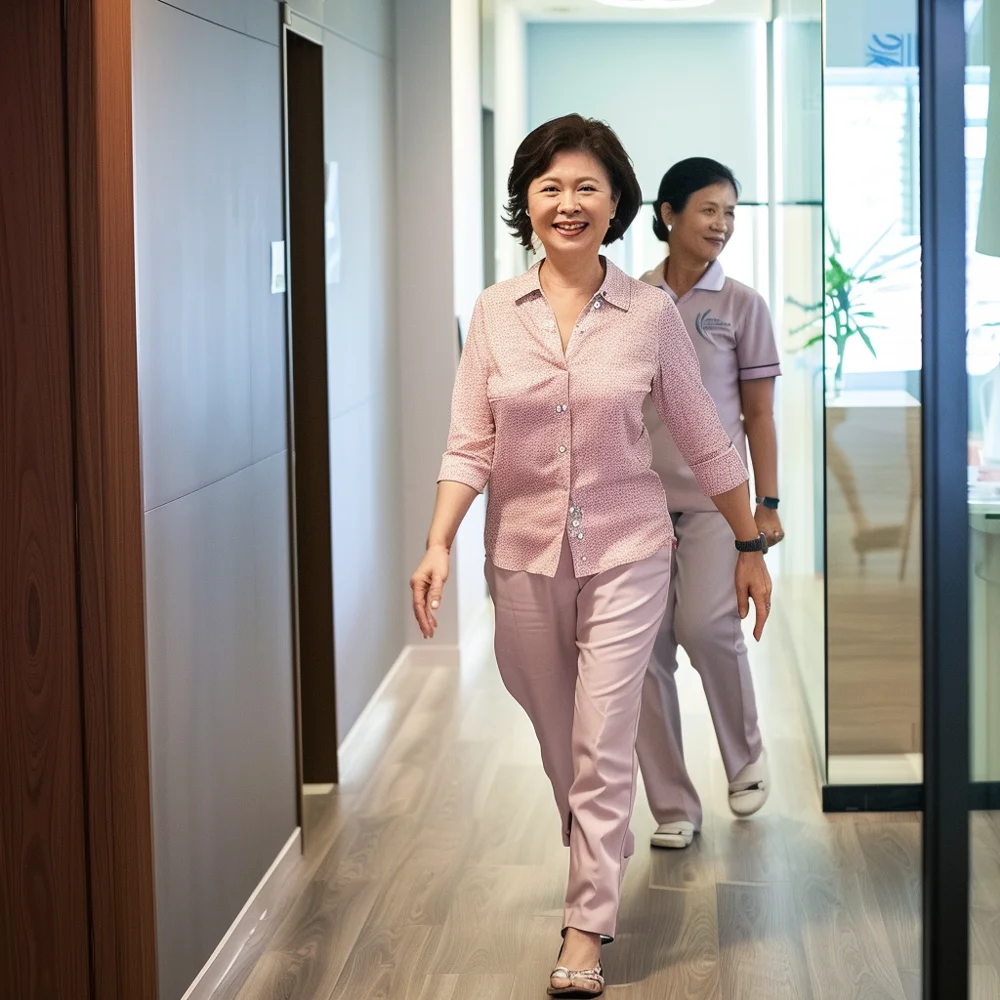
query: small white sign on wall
[
  {"left": 270, "top": 240, "right": 286, "bottom": 294},
  {"left": 325, "top": 161, "right": 341, "bottom": 285}
]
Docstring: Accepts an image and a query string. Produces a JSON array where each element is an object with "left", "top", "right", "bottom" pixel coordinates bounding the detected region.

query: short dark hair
[
  {"left": 652, "top": 157, "right": 741, "bottom": 243},
  {"left": 504, "top": 114, "right": 643, "bottom": 251}
]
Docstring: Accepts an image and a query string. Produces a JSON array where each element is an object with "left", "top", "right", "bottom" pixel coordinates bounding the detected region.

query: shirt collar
[
  {"left": 656, "top": 257, "right": 726, "bottom": 299},
  {"left": 511, "top": 256, "right": 632, "bottom": 311}
]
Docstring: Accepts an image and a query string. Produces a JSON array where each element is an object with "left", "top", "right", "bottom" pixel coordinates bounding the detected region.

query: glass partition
[
  {"left": 822, "top": 0, "right": 924, "bottom": 788},
  {"left": 967, "top": 1, "right": 1000, "bottom": 992},
  {"left": 770, "top": 0, "right": 826, "bottom": 775}
]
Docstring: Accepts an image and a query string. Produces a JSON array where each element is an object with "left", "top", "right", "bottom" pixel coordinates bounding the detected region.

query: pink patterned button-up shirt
[{"left": 438, "top": 259, "right": 748, "bottom": 578}]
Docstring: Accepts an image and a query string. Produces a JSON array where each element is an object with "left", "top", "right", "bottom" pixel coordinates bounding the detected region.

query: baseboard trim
[
  {"left": 971, "top": 781, "right": 1000, "bottom": 810},
  {"left": 405, "top": 643, "right": 461, "bottom": 668},
  {"left": 337, "top": 642, "right": 462, "bottom": 760},
  {"left": 338, "top": 644, "right": 411, "bottom": 758},
  {"left": 339, "top": 600, "right": 494, "bottom": 763},
  {"left": 769, "top": 603, "right": 825, "bottom": 786},
  {"left": 822, "top": 780, "right": 1000, "bottom": 813},
  {"left": 460, "top": 598, "right": 494, "bottom": 669},
  {"left": 179, "top": 828, "right": 301, "bottom": 1000},
  {"left": 822, "top": 783, "right": 923, "bottom": 813}
]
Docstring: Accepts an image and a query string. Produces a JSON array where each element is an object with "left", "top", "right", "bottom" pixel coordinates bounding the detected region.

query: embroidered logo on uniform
[{"left": 694, "top": 310, "right": 732, "bottom": 340}]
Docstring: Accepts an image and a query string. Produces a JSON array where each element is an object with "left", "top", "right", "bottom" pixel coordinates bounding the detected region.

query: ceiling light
[{"left": 594, "top": 0, "right": 717, "bottom": 8}]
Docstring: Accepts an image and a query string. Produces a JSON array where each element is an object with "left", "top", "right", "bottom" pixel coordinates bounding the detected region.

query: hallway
[{"left": 206, "top": 619, "right": 995, "bottom": 1000}]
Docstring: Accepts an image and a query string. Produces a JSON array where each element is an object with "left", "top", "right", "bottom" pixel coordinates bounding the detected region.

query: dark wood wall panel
[
  {"left": 0, "top": 2, "right": 93, "bottom": 998},
  {"left": 66, "top": 1, "right": 159, "bottom": 997}
]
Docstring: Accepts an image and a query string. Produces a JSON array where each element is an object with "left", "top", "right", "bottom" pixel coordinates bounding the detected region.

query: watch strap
[
  {"left": 735, "top": 532, "right": 768, "bottom": 553},
  {"left": 755, "top": 495, "right": 780, "bottom": 510}
]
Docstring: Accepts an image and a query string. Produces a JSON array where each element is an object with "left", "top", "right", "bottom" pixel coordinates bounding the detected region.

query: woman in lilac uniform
[
  {"left": 410, "top": 121, "right": 772, "bottom": 997},
  {"left": 636, "top": 158, "right": 784, "bottom": 851}
]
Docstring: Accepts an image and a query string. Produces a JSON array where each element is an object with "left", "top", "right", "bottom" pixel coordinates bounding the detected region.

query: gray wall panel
[
  {"left": 135, "top": 0, "right": 400, "bottom": 991},
  {"left": 134, "top": 1, "right": 297, "bottom": 997},
  {"left": 155, "top": 0, "right": 281, "bottom": 45},
  {"left": 134, "top": 0, "right": 285, "bottom": 509},
  {"left": 144, "top": 467, "right": 296, "bottom": 1000},
  {"left": 290, "top": 0, "right": 393, "bottom": 57},
  {"left": 250, "top": 453, "right": 298, "bottom": 822},
  {"left": 321, "top": 29, "right": 404, "bottom": 741}
]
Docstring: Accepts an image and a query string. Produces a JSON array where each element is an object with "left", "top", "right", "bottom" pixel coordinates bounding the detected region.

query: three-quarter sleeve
[
  {"left": 737, "top": 291, "right": 782, "bottom": 381},
  {"left": 438, "top": 298, "right": 495, "bottom": 492},
  {"left": 651, "top": 297, "right": 749, "bottom": 497}
]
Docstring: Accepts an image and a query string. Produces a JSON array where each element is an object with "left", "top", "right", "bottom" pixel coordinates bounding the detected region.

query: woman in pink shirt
[
  {"left": 635, "top": 158, "right": 784, "bottom": 852},
  {"left": 410, "top": 116, "right": 771, "bottom": 998}
]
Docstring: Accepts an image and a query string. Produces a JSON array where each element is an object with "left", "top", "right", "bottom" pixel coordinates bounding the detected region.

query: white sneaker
[
  {"left": 650, "top": 821, "right": 696, "bottom": 849},
  {"left": 728, "top": 748, "right": 770, "bottom": 817}
]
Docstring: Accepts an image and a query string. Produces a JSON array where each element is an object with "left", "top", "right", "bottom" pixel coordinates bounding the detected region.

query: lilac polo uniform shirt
[{"left": 640, "top": 258, "right": 781, "bottom": 513}]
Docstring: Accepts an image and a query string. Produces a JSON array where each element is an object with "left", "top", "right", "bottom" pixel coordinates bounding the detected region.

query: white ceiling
[{"left": 508, "top": 0, "right": 772, "bottom": 22}]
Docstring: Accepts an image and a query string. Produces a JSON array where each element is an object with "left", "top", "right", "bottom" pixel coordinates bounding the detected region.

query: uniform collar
[
  {"left": 512, "top": 256, "right": 632, "bottom": 311},
  {"left": 656, "top": 256, "right": 726, "bottom": 299}
]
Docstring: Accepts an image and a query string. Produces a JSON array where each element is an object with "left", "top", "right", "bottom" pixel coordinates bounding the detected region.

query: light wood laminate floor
[{"left": 208, "top": 621, "right": 1000, "bottom": 1000}]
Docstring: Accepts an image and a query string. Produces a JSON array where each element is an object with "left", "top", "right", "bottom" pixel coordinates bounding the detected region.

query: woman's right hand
[
  {"left": 410, "top": 544, "right": 450, "bottom": 639},
  {"left": 735, "top": 550, "right": 772, "bottom": 642}
]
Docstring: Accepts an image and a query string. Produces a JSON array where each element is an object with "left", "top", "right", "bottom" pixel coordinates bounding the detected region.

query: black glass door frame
[{"left": 919, "top": 0, "right": 970, "bottom": 995}]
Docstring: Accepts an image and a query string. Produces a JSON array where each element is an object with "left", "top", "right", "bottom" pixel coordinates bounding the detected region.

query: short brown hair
[{"left": 504, "top": 114, "right": 643, "bottom": 251}]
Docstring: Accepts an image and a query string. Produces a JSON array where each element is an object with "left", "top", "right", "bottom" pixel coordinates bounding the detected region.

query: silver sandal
[{"left": 547, "top": 963, "right": 605, "bottom": 998}]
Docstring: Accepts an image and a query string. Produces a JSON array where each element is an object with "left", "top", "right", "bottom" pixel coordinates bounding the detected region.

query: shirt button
[
  {"left": 593, "top": 299, "right": 602, "bottom": 309},
  {"left": 572, "top": 519, "right": 581, "bottom": 527},
  {"left": 558, "top": 445, "right": 567, "bottom": 454},
  {"left": 577, "top": 532, "right": 584, "bottom": 540},
  {"left": 582, "top": 556, "right": 588, "bottom": 562},
  {"left": 569, "top": 506, "right": 576, "bottom": 514}
]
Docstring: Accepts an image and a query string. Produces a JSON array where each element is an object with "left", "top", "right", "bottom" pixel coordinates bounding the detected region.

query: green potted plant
[{"left": 789, "top": 224, "right": 918, "bottom": 396}]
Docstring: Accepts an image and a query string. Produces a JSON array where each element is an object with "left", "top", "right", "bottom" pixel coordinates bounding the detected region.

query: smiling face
[
  {"left": 661, "top": 181, "right": 738, "bottom": 264},
  {"left": 526, "top": 149, "right": 619, "bottom": 261}
]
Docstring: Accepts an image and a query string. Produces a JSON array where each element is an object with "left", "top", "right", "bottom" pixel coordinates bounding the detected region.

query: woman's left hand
[
  {"left": 735, "top": 551, "right": 772, "bottom": 642},
  {"left": 755, "top": 505, "right": 785, "bottom": 548}
]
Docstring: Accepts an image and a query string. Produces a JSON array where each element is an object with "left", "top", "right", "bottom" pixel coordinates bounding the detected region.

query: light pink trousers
[
  {"left": 636, "top": 511, "right": 763, "bottom": 831},
  {"left": 486, "top": 535, "right": 671, "bottom": 941}
]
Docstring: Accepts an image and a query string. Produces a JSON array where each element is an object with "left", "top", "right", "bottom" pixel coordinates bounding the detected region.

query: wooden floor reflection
[{"left": 207, "top": 622, "right": 1000, "bottom": 1000}]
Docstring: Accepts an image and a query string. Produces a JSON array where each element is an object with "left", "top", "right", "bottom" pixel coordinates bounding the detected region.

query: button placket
[
  {"left": 567, "top": 504, "right": 584, "bottom": 544},
  {"left": 556, "top": 369, "right": 570, "bottom": 458}
]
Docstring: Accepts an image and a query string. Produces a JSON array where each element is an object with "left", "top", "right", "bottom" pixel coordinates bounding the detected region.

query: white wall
[
  {"left": 451, "top": 0, "right": 490, "bottom": 642},
  {"left": 526, "top": 21, "right": 767, "bottom": 202},
  {"left": 397, "top": 0, "right": 489, "bottom": 657},
  {"left": 774, "top": 18, "right": 822, "bottom": 205},
  {"left": 318, "top": 16, "right": 405, "bottom": 740},
  {"left": 493, "top": 1, "right": 529, "bottom": 282},
  {"left": 776, "top": 0, "right": 821, "bottom": 18}
]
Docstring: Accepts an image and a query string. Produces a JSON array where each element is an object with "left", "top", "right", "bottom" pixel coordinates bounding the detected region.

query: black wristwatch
[
  {"left": 755, "top": 495, "right": 780, "bottom": 510},
  {"left": 735, "top": 531, "right": 769, "bottom": 554}
]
